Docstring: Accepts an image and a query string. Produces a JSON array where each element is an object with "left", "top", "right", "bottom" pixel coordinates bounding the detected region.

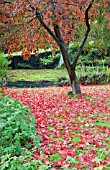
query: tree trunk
[
  {"left": 37, "top": 1, "right": 93, "bottom": 95},
  {"left": 69, "top": 70, "right": 81, "bottom": 95},
  {"left": 59, "top": 44, "right": 81, "bottom": 95}
]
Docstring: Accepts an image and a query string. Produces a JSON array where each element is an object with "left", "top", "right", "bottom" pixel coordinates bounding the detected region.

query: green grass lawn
[
  {"left": 8, "top": 69, "right": 68, "bottom": 82},
  {"left": 8, "top": 66, "right": 110, "bottom": 86}
]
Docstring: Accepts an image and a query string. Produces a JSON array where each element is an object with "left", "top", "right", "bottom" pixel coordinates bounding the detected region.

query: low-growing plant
[
  {"left": 40, "top": 56, "right": 54, "bottom": 65},
  {"left": 40, "top": 54, "right": 60, "bottom": 66},
  {"left": 1, "top": 153, "right": 51, "bottom": 170},
  {"left": 54, "top": 65, "right": 110, "bottom": 86},
  {"left": 17, "top": 63, "right": 33, "bottom": 69},
  {"left": 0, "top": 96, "right": 42, "bottom": 169},
  {"left": 55, "top": 77, "right": 69, "bottom": 86},
  {"left": 76, "top": 65, "right": 110, "bottom": 85}
]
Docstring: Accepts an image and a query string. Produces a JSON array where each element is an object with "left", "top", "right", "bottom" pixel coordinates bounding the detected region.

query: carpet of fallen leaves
[{"left": 4, "top": 85, "right": 110, "bottom": 169}]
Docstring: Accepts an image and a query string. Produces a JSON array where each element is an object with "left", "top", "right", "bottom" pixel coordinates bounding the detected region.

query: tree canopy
[{"left": 0, "top": 0, "right": 109, "bottom": 59}]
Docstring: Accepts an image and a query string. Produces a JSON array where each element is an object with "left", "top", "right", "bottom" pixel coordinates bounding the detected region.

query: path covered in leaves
[{"left": 4, "top": 86, "right": 110, "bottom": 169}]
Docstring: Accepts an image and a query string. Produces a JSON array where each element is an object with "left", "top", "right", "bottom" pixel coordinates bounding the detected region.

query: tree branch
[
  {"left": 26, "top": 0, "right": 61, "bottom": 46},
  {"left": 0, "top": 1, "right": 11, "bottom": 8},
  {"left": 71, "top": 0, "right": 94, "bottom": 70},
  {"left": 0, "top": 1, "right": 11, "bottom": 4},
  {"left": 50, "top": 0, "right": 63, "bottom": 42},
  {"left": 39, "top": 20, "right": 61, "bottom": 45},
  {"left": 53, "top": 24, "right": 63, "bottom": 41}
]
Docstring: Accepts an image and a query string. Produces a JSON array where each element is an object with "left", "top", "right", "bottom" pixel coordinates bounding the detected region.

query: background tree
[
  {"left": 76, "top": 0, "right": 110, "bottom": 57},
  {"left": 0, "top": 0, "right": 109, "bottom": 94}
]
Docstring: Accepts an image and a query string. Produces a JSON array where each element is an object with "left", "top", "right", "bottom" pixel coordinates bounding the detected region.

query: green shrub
[
  {"left": 68, "top": 42, "right": 80, "bottom": 63},
  {"left": 54, "top": 65, "right": 110, "bottom": 86},
  {"left": 77, "top": 58, "right": 110, "bottom": 66},
  {"left": 1, "top": 153, "right": 51, "bottom": 170},
  {"left": 0, "top": 96, "right": 42, "bottom": 169},
  {"left": 40, "top": 56, "right": 53, "bottom": 65},
  {"left": 68, "top": 41, "right": 110, "bottom": 66},
  {"left": 17, "top": 63, "right": 33, "bottom": 69},
  {"left": 0, "top": 52, "right": 11, "bottom": 79},
  {"left": 87, "top": 48, "right": 103, "bottom": 60},
  {"left": 55, "top": 77, "right": 69, "bottom": 86},
  {"left": 76, "top": 65, "right": 110, "bottom": 85},
  {"left": 40, "top": 54, "right": 60, "bottom": 66}
]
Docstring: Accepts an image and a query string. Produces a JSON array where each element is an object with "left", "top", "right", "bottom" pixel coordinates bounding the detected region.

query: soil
[{"left": 5, "top": 80, "right": 54, "bottom": 88}]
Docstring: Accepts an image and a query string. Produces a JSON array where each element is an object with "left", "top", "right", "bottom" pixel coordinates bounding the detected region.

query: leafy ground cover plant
[
  {"left": 3, "top": 85, "right": 110, "bottom": 169},
  {"left": 0, "top": 96, "right": 43, "bottom": 170}
]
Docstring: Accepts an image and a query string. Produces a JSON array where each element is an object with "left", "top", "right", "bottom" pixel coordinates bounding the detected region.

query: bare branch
[
  {"left": 71, "top": 0, "right": 94, "bottom": 70},
  {"left": 0, "top": 1, "right": 11, "bottom": 8},
  {"left": 26, "top": 0, "right": 35, "bottom": 11},
  {"left": 37, "top": 18, "right": 60, "bottom": 46},
  {"left": 0, "top": 1, "right": 11, "bottom": 5},
  {"left": 50, "top": 0, "right": 71, "bottom": 73},
  {"left": 50, "top": 0, "right": 63, "bottom": 41}
]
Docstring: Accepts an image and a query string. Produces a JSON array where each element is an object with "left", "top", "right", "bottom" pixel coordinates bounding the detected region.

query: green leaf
[
  {"left": 94, "top": 121, "right": 110, "bottom": 127},
  {"left": 94, "top": 166, "right": 104, "bottom": 170},
  {"left": 38, "top": 165, "right": 51, "bottom": 170},
  {"left": 72, "top": 136, "right": 81, "bottom": 144},
  {"left": 66, "top": 156, "right": 76, "bottom": 164},
  {"left": 62, "top": 166, "right": 70, "bottom": 170},
  {"left": 49, "top": 153, "right": 62, "bottom": 162},
  {"left": 105, "top": 137, "right": 110, "bottom": 141},
  {"left": 92, "top": 157, "right": 102, "bottom": 163}
]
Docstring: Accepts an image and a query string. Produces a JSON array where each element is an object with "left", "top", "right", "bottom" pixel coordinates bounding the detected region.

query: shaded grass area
[{"left": 8, "top": 69, "right": 68, "bottom": 82}]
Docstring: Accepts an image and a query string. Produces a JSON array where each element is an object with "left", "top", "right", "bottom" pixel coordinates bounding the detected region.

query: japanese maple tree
[{"left": 0, "top": 0, "right": 109, "bottom": 94}]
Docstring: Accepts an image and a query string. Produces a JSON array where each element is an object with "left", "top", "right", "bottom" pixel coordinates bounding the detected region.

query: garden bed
[{"left": 5, "top": 80, "right": 54, "bottom": 88}]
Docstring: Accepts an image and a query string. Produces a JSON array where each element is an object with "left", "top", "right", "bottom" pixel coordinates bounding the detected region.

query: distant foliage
[
  {"left": 54, "top": 66, "right": 110, "bottom": 86},
  {"left": 77, "top": 65, "right": 110, "bottom": 85},
  {"left": 68, "top": 42, "right": 110, "bottom": 66},
  {"left": 40, "top": 54, "right": 60, "bottom": 67},
  {"left": 0, "top": 52, "right": 11, "bottom": 79}
]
